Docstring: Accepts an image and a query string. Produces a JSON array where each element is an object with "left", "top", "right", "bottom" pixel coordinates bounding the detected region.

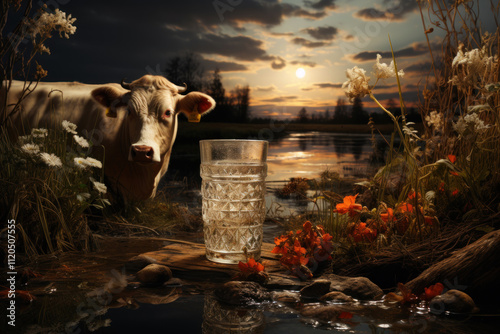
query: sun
[{"left": 296, "top": 67, "right": 306, "bottom": 79}]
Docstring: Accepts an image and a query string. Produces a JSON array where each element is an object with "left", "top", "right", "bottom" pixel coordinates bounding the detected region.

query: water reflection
[
  {"left": 202, "top": 294, "right": 265, "bottom": 333},
  {"left": 267, "top": 132, "right": 379, "bottom": 182}
]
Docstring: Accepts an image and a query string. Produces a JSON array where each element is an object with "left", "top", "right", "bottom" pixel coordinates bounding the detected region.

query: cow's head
[{"left": 91, "top": 75, "right": 215, "bottom": 164}]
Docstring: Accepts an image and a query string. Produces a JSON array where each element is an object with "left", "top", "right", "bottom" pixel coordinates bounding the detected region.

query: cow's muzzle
[{"left": 131, "top": 145, "right": 155, "bottom": 163}]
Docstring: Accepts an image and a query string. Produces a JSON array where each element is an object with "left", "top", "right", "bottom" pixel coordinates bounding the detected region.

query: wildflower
[
  {"left": 31, "top": 128, "right": 48, "bottom": 138},
  {"left": 21, "top": 143, "right": 40, "bottom": 155},
  {"left": 424, "top": 216, "right": 436, "bottom": 226},
  {"left": 421, "top": 283, "right": 444, "bottom": 301},
  {"left": 351, "top": 222, "right": 377, "bottom": 243},
  {"left": 403, "top": 122, "right": 420, "bottom": 140},
  {"left": 335, "top": 194, "right": 362, "bottom": 217},
  {"left": 76, "top": 193, "right": 91, "bottom": 202},
  {"left": 373, "top": 54, "right": 405, "bottom": 80},
  {"left": 450, "top": 47, "right": 497, "bottom": 88},
  {"left": 92, "top": 180, "right": 107, "bottom": 194},
  {"left": 27, "top": 8, "right": 77, "bottom": 54},
  {"left": 74, "top": 157, "right": 87, "bottom": 169},
  {"left": 62, "top": 120, "right": 77, "bottom": 134},
  {"left": 238, "top": 258, "right": 265, "bottom": 275},
  {"left": 453, "top": 112, "right": 490, "bottom": 137},
  {"left": 425, "top": 111, "right": 443, "bottom": 129},
  {"left": 342, "top": 66, "right": 371, "bottom": 102},
  {"left": 452, "top": 189, "right": 459, "bottom": 196},
  {"left": 73, "top": 135, "right": 89, "bottom": 148},
  {"left": 40, "top": 152, "right": 62, "bottom": 168},
  {"left": 84, "top": 157, "right": 102, "bottom": 169},
  {"left": 380, "top": 208, "right": 395, "bottom": 223},
  {"left": 447, "top": 155, "right": 456, "bottom": 163},
  {"left": 18, "top": 135, "right": 31, "bottom": 144}
]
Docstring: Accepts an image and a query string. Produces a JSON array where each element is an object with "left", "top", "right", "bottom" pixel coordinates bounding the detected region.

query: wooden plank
[{"left": 141, "top": 240, "right": 290, "bottom": 283}]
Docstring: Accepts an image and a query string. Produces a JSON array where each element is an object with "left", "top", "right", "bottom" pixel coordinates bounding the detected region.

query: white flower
[
  {"left": 21, "top": 143, "right": 40, "bottom": 155},
  {"left": 18, "top": 135, "right": 31, "bottom": 144},
  {"left": 62, "top": 120, "right": 77, "bottom": 134},
  {"left": 92, "top": 180, "right": 107, "bottom": 194},
  {"left": 425, "top": 111, "right": 443, "bottom": 129},
  {"left": 373, "top": 54, "right": 405, "bottom": 80},
  {"left": 74, "top": 157, "right": 88, "bottom": 169},
  {"left": 29, "top": 8, "right": 77, "bottom": 40},
  {"left": 453, "top": 112, "right": 490, "bottom": 136},
  {"left": 74, "top": 135, "right": 89, "bottom": 148},
  {"left": 31, "top": 128, "right": 48, "bottom": 138},
  {"left": 450, "top": 47, "right": 497, "bottom": 88},
  {"left": 40, "top": 152, "right": 62, "bottom": 168},
  {"left": 84, "top": 157, "right": 102, "bottom": 169},
  {"left": 76, "top": 193, "right": 91, "bottom": 202},
  {"left": 342, "top": 66, "right": 371, "bottom": 102}
]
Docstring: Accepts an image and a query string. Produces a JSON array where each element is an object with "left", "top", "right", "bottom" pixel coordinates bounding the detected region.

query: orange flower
[
  {"left": 397, "top": 202, "right": 413, "bottom": 213},
  {"left": 421, "top": 283, "right": 444, "bottom": 301},
  {"left": 351, "top": 222, "right": 377, "bottom": 243},
  {"left": 335, "top": 194, "right": 362, "bottom": 217},
  {"left": 380, "top": 208, "right": 395, "bottom": 223},
  {"left": 408, "top": 190, "right": 421, "bottom": 201},
  {"left": 238, "top": 258, "right": 264, "bottom": 275},
  {"left": 450, "top": 171, "right": 459, "bottom": 176},
  {"left": 447, "top": 154, "right": 456, "bottom": 163}
]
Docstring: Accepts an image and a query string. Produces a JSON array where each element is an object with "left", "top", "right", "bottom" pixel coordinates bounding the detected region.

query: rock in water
[
  {"left": 430, "top": 290, "right": 477, "bottom": 314},
  {"left": 320, "top": 291, "right": 355, "bottom": 303},
  {"left": 300, "top": 280, "right": 331, "bottom": 299},
  {"left": 214, "top": 281, "right": 270, "bottom": 305},
  {"left": 321, "top": 274, "right": 384, "bottom": 300},
  {"left": 136, "top": 264, "right": 173, "bottom": 286},
  {"left": 124, "top": 255, "right": 158, "bottom": 273}
]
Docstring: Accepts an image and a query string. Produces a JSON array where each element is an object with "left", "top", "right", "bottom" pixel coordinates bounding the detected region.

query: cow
[{"left": 2, "top": 75, "right": 215, "bottom": 201}]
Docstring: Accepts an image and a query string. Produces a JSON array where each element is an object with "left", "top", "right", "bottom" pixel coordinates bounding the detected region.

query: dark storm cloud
[
  {"left": 34, "top": 0, "right": 324, "bottom": 82},
  {"left": 304, "top": 0, "right": 338, "bottom": 10},
  {"left": 291, "top": 37, "right": 329, "bottom": 48},
  {"left": 354, "top": 1, "right": 419, "bottom": 21},
  {"left": 302, "top": 26, "right": 339, "bottom": 40},
  {"left": 405, "top": 61, "right": 433, "bottom": 74},
  {"left": 314, "top": 82, "right": 343, "bottom": 88},
  {"left": 201, "top": 59, "right": 248, "bottom": 72},
  {"left": 290, "top": 60, "right": 317, "bottom": 67},
  {"left": 351, "top": 42, "right": 431, "bottom": 61}
]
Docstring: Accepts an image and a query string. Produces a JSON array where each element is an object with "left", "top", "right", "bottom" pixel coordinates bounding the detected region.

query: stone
[
  {"left": 429, "top": 290, "right": 478, "bottom": 314},
  {"left": 271, "top": 291, "right": 301, "bottom": 303},
  {"left": 321, "top": 274, "right": 384, "bottom": 300},
  {"left": 301, "top": 305, "right": 352, "bottom": 322},
  {"left": 124, "top": 255, "right": 157, "bottom": 273},
  {"left": 320, "top": 291, "right": 355, "bottom": 303},
  {"left": 136, "top": 264, "right": 173, "bottom": 286},
  {"left": 300, "top": 280, "right": 331, "bottom": 299},
  {"left": 214, "top": 281, "right": 270, "bottom": 305}
]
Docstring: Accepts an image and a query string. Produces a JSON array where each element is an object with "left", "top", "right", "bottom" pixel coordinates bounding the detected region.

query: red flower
[
  {"left": 408, "top": 190, "right": 421, "bottom": 201},
  {"left": 421, "top": 283, "right": 444, "bottom": 301},
  {"left": 351, "top": 222, "right": 377, "bottom": 243},
  {"left": 238, "top": 258, "right": 264, "bottom": 275},
  {"left": 397, "top": 202, "right": 413, "bottom": 213},
  {"left": 335, "top": 194, "right": 362, "bottom": 217},
  {"left": 452, "top": 189, "right": 459, "bottom": 196},
  {"left": 424, "top": 216, "right": 436, "bottom": 226},
  {"left": 339, "top": 311, "right": 353, "bottom": 319},
  {"left": 447, "top": 155, "right": 456, "bottom": 163},
  {"left": 397, "top": 283, "right": 418, "bottom": 304},
  {"left": 450, "top": 171, "right": 459, "bottom": 176},
  {"left": 438, "top": 182, "right": 445, "bottom": 192}
]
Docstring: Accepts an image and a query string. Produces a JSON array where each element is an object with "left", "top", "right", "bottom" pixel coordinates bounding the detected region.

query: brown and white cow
[{"left": 3, "top": 75, "right": 215, "bottom": 201}]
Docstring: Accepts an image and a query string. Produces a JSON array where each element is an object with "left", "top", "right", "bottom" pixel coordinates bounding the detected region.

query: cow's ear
[
  {"left": 91, "top": 86, "right": 128, "bottom": 118},
  {"left": 176, "top": 92, "right": 216, "bottom": 123}
]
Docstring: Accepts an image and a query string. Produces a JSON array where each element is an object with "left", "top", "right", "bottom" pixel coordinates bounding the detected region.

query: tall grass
[{"left": 0, "top": 121, "right": 109, "bottom": 257}]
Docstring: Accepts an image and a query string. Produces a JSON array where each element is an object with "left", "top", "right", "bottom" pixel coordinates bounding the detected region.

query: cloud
[
  {"left": 268, "top": 31, "right": 295, "bottom": 37},
  {"left": 304, "top": 0, "right": 338, "bottom": 10},
  {"left": 290, "top": 60, "right": 317, "bottom": 67},
  {"left": 354, "top": 1, "right": 419, "bottom": 22},
  {"left": 201, "top": 58, "right": 248, "bottom": 72},
  {"left": 255, "top": 85, "right": 277, "bottom": 92},
  {"left": 302, "top": 26, "right": 338, "bottom": 40},
  {"left": 271, "top": 56, "right": 287, "bottom": 70},
  {"left": 350, "top": 42, "right": 431, "bottom": 62},
  {"left": 262, "top": 96, "right": 298, "bottom": 103},
  {"left": 405, "top": 61, "right": 433, "bottom": 74},
  {"left": 302, "top": 82, "right": 342, "bottom": 90},
  {"left": 291, "top": 37, "right": 330, "bottom": 48}
]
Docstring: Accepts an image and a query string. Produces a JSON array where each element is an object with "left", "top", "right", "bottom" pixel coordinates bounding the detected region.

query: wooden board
[{"left": 141, "top": 239, "right": 304, "bottom": 288}]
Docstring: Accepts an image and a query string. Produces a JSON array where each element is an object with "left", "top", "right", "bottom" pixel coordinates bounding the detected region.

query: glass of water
[{"left": 200, "top": 140, "right": 268, "bottom": 264}]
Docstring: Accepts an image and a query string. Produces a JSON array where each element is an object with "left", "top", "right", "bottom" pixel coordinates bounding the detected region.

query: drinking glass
[{"left": 200, "top": 140, "right": 268, "bottom": 264}]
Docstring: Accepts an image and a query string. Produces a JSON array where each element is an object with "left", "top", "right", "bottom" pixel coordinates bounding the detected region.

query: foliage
[
  {"left": 275, "top": 177, "right": 310, "bottom": 199},
  {"left": 271, "top": 221, "right": 334, "bottom": 280},
  {"left": 384, "top": 282, "right": 444, "bottom": 305},
  {"left": 234, "top": 258, "right": 269, "bottom": 284},
  {"left": 0, "top": 121, "right": 108, "bottom": 256}
]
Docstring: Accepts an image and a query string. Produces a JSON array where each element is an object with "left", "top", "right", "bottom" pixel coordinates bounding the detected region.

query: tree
[
  {"left": 164, "top": 52, "right": 206, "bottom": 92},
  {"left": 208, "top": 68, "right": 226, "bottom": 107},
  {"left": 351, "top": 97, "right": 369, "bottom": 124},
  {"left": 325, "top": 108, "right": 330, "bottom": 122},
  {"left": 298, "top": 107, "right": 309, "bottom": 123},
  {"left": 334, "top": 98, "right": 348, "bottom": 123},
  {"left": 233, "top": 84, "right": 250, "bottom": 122}
]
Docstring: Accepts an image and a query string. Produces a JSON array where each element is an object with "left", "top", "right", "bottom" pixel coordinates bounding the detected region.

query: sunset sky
[{"left": 39, "top": 0, "right": 497, "bottom": 119}]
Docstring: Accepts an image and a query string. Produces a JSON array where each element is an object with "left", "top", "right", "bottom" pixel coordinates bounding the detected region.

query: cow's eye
[{"left": 162, "top": 109, "right": 172, "bottom": 119}]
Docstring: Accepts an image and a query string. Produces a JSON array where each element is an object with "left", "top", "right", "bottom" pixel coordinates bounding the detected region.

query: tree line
[{"left": 164, "top": 53, "right": 250, "bottom": 122}]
